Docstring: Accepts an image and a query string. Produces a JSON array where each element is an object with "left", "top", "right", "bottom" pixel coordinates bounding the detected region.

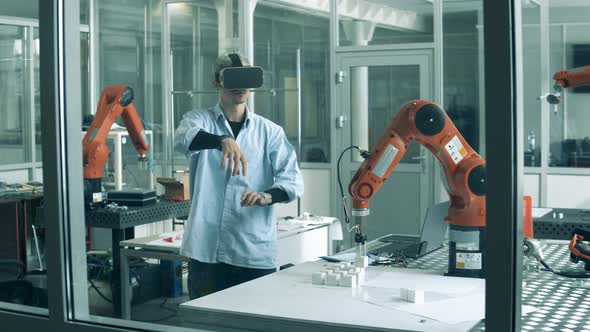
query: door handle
[
  {"left": 336, "top": 115, "right": 347, "bottom": 128},
  {"left": 411, "top": 155, "right": 427, "bottom": 161}
]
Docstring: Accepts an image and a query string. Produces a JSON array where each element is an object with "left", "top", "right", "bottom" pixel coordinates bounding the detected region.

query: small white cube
[
  {"left": 338, "top": 263, "right": 349, "bottom": 269},
  {"left": 357, "top": 269, "right": 366, "bottom": 284},
  {"left": 340, "top": 274, "right": 357, "bottom": 287},
  {"left": 348, "top": 267, "right": 362, "bottom": 273},
  {"left": 400, "top": 288, "right": 409, "bottom": 300},
  {"left": 407, "top": 289, "right": 424, "bottom": 304},
  {"left": 312, "top": 272, "right": 326, "bottom": 285},
  {"left": 325, "top": 273, "right": 341, "bottom": 286},
  {"left": 355, "top": 256, "right": 369, "bottom": 268}
]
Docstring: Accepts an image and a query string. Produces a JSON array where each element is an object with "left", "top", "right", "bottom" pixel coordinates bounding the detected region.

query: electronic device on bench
[
  {"left": 370, "top": 201, "right": 449, "bottom": 258},
  {"left": 107, "top": 189, "right": 156, "bottom": 207}
]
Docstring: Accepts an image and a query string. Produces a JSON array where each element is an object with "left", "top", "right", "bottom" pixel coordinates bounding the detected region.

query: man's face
[{"left": 218, "top": 86, "right": 250, "bottom": 106}]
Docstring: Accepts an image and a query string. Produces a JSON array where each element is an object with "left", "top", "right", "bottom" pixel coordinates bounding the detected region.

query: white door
[{"left": 336, "top": 49, "right": 435, "bottom": 246}]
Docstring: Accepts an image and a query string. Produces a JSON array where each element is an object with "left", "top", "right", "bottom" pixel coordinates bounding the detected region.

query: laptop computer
[{"left": 369, "top": 201, "right": 449, "bottom": 258}]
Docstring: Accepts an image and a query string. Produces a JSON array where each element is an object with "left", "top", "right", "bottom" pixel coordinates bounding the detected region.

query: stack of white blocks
[
  {"left": 399, "top": 288, "right": 424, "bottom": 304},
  {"left": 312, "top": 256, "right": 369, "bottom": 288}
]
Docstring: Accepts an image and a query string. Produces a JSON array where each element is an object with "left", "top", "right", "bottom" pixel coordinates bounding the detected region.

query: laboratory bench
[
  {"left": 178, "top": 239, "right": 590, "bottom": 332},
  {"left": 118, "top": 219, "right": 336, "bottom": 320}
]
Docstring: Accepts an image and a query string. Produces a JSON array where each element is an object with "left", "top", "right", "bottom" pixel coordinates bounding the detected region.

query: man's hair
[{"left": 214, "top": 53, "right": 250, "bottom": 83}]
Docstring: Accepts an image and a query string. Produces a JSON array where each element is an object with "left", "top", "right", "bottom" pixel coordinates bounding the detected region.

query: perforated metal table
[
  {"left": 533, "top": 208, "right": 590, "bottom": 240},
  {"left": 85, "top": 200, "right": 190, "bottom": 317},
  {"left": 371, "top": 240, "right": 590, "bottom": 332}
]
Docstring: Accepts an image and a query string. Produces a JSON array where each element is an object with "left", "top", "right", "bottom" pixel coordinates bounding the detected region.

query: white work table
[
  {"left": 179, "top": 260, "right": 481, "bottom": 332},
  {"left": 118, "top": 219, "right": 336, "bottom": 319}
]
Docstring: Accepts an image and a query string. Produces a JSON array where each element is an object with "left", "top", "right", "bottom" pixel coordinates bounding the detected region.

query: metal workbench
[
  {"left": 368, "top": 240, "right": 590, "bottom": 332},
  {"left": 533, "top": 208, "right": 590, "bottom": 240},
  {"left": 85, "top": 199, "right": 190, "bottom": 317}
]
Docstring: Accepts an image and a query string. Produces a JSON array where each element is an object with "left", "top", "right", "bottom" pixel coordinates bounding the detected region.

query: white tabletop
[
  {"left": 120, "top": 223, "right": 331, "bottom": 252},
  {"left": 179, "top": 260, "right": 481, "bottom": 332}
]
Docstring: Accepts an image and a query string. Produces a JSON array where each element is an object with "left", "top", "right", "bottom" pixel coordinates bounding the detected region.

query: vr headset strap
[{"left": 228, "top": 54, "right": 243, "bottom": 67}]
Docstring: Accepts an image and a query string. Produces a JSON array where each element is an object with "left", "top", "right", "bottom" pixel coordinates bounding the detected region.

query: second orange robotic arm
[
  {"left": 82, "top": 86, "right": 150, "bottom": 180},
  {"left": 348, "top": 100, "right": 486, "bottom": 228},
  {"left": 553, "top": 65, "right": 590, "bottom": 89}
]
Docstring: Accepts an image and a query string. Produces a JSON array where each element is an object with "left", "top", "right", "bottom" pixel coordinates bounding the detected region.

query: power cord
[
  {"left": 336, "top": 145, "right": 370, "bottom": 225},
  {"left": 88, "top": 278, "right": 112, "bottom": 303},
  {"left": 524, "top": 238, "right": 590, "bottom": 278}
]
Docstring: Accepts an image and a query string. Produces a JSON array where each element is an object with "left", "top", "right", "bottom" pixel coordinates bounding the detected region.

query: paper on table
[
  {"left": 355, "top": 269, "right": 536, "bottom": 325},
  {"left": 277, "top": 222, "right": 305, "bottom": 231},
  {"left": 354, "top": 277, "right": 484, "bottom": 325},
  {"left": 146, "top": 231, "right": 183, "bottom": 247},
  {"left": 532, "top": 207, "right": 553, "bottom": 218},
  {"left": 146, "top": 238, "right": 182, "bottom": 247},
  {"left": 363, "top": 269, "right": 484, "bottom": 296},
  {"left": 398, "top": 292, "right": 484, "bottom": 324}
]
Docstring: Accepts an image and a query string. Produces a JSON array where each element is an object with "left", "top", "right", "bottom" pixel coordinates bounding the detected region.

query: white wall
[
  {"left": 300, "top": 169, "right": 331, "bottom": 216},
  {"left": 524, "top": 174, "right": 540, "bottom": 207},
  {"left": 546, "top": 174, "right": 590, "bottom": 208},
  {"left": 0, "top": 169, "right": 30, "bottom": 183}
]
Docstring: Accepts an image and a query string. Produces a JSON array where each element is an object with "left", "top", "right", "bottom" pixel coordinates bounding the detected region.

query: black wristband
[
  {"left": 264, "top": 188, "right": 289, "bottom": 205},
  {"left": 189, "top": 131, "right": 227, "bottom": 151}
]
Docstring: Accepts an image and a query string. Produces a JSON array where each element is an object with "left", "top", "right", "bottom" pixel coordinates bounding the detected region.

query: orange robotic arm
[
  {"left": 82, "top": 86, "right": 150, "bottom": 209},
  {"left": 349, "top": 100, "right": 485, "bottom": 228},
  {"left": 348, "top": 100, "right": 486, "bottom": 277},
  {"left": 554, "top": 65, "right": 590, "bottom": 89},
  {"left": 545, "top": 66, "right": 590, "bottom": 107},
  {"left": 82, "top": 85, "right": 150, "bottom": 180}
]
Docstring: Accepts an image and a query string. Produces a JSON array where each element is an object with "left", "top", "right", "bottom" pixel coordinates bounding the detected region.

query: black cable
[
  {"left": 337, "top": 145, "right": 362, "bottom": 224},
  {"left": 540, "top": 259, "right": 590, "bottom": 278},
  {"left": 88, "top": 278, "right": 112, "bottom": 303}
]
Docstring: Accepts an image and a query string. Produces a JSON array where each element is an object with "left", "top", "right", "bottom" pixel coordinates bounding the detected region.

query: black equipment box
[
  {"left": 107, "top": 189, "right": 157, "bottom": 207},
  {"left": 534, "top": 208, "right": 590, "bottom": 240}
]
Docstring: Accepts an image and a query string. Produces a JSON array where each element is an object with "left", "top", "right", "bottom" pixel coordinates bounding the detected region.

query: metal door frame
[{"left": 334, "top": 48, "right": 435, "bottom": 247}]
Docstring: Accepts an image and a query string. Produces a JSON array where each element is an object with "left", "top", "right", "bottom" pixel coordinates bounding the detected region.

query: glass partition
[
  {"left": 0, "top": 0, "right": 532, "bottom": 330},
  {"left": 548, "top": 3, "right": 590, "bottom": 168},
  {"left": 0, "top": 24, "right": 27, "bottom": 165},
  {"left": 522, "top": 2, "right": 542, "bottom": 167},
  {"left": 254, "top": 1, "right": 331, "bottom": 162},
  {"left": 443, "top": 2, "right": 483, "bottom": 154},
  {"left": 168, "top": 0, "right": 219, "bottom": 163},
  {"left": 0, "top": 1, "right": 48, "bottom": 315}
]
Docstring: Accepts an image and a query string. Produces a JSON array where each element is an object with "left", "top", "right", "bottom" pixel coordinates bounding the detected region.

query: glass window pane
[
  {"left": 254, "top": 3, "right": 331, "bottom": 162},
  {"left": 523, "top": 5, "right": 541, "bottom": 167},
  {"left": 339, "top": 0, "right": 433, "bottom": 47},
  {"left": 367, "top": 65, "right": 421, "bottom": 163},
  {"left": 95, "top": 0, "right": 158, "bottom": 190},
  {"left": 443, "top": 4, "right": 482, "bottom": 153},
  {"left": 549, "top": 14, "right": 590, "bottom": 168},
  {"left": 0, "top": 2, "right": 48, "bottom": 315},
  {"left": 0, "top": 24, "right": 27, "bottom": 165},
  {"left": 169, "top": 1, "right": 219, "bottom": 163}
]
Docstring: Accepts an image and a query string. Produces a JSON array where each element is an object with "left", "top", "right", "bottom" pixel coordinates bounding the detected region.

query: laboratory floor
[{"left": 88, "top": 279, "right": 189, "bottom": 326}]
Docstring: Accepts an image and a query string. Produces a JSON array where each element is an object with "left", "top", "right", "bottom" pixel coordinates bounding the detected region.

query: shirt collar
[{"left": 214, "top": 103, "right": 252, "bottom": 128}]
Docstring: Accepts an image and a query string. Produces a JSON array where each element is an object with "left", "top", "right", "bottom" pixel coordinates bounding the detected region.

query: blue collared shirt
[{"left": 174, "top": 104, "right": 304, "bottom": 268}]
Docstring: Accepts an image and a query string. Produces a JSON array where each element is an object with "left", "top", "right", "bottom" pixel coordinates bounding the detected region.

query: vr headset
[{"left": 216, "top": 53, "right": 264, "bottom": 90}]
